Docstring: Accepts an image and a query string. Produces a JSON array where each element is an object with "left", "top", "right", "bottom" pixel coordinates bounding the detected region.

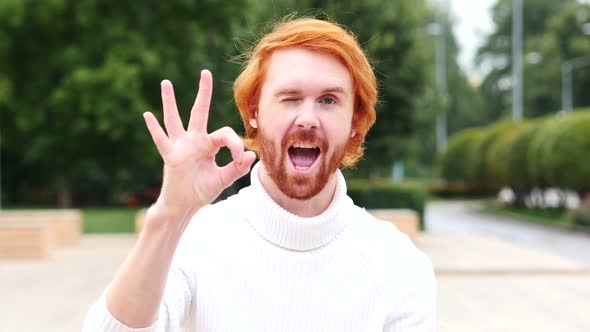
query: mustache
[{"left": 282, "top": 129, "right": 328, "bottom": 150}]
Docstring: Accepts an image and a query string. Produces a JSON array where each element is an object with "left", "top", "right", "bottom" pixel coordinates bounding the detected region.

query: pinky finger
[{"left": 143, "top": 112, "right": 172, "bottom": 157}]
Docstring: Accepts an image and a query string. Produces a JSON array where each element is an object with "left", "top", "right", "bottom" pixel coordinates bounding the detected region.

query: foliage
[
  {"left": 476, "top": 0, "right": 590, "bottom": 119},
  {"left": 481, "top": 203, "right": 573, "bottom": 227},
  {"left": 526, "top": 117, "right": 563, "bottom": 187},
  {"left": 1, "top": 0, "right": 250, "bottom": 206},
  {"left": 437, "top": 110, "right": 590, "bottom": 196},
  {"left": 505, "top": 122, "right": 541, "bottom": 190},
  {"left": 2, "top": 0, "right": 503, "bottom": 210},
  {"left": 347, "top": 179, "right": 427, "bottom": 230},
  {"left": 466, "top": 121, "right": 516, "bottom": 190},
  {"left": 543, "top": 111, "right": 590, "bottom": 192},
  {"left": 410, "top": 7, "right": 486, "bottom": 170},
  {"left": 486, "top": 121, "right": 530, "bottom": 187},
  {"left": 436, "top": 127, "right": 482, "bottom": 182}
]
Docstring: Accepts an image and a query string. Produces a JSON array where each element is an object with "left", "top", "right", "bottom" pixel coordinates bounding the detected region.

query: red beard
[{"left": 258, "top": 128, "right": 346, "bottom": 200}]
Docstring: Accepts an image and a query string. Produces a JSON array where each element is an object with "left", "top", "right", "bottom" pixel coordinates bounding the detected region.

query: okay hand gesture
[{"left": 143, "top": 70, "right": 256, "bottom": 223}]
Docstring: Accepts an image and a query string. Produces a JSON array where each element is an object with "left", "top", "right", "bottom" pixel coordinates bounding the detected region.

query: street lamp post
[
  {"left": 561, "top": 55, "right": 590, "bottom": 113},
  {"left": 434, "top": 0, "right": 448, "bottom": 152},
  {"left": 512, "top": 0, "right": 524, "bottom": 121}
]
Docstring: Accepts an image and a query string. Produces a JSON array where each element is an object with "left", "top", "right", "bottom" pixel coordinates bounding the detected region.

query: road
[
  {"left": 426, "top": 200, "right": 590, "bottom": 266},
  {"left": 423, "top": 200, "right": 590, "bottom": 332}
]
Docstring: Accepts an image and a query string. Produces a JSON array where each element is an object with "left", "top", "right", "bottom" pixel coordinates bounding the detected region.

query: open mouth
[{"left": 288, "top": 143, "right": 320, "bottom": 170}]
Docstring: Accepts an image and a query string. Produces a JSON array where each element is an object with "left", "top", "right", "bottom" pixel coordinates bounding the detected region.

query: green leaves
[
  {"left": 1, "top": 0, "right": 250, "bottom": 206},
  {"left": 477, "top": 0, "right": 590, "bottom": 119}
]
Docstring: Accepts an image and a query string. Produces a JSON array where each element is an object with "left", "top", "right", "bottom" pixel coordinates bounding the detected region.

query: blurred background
[
  {"left": 2, "top": 1, "right": 590, "bottom": 331},
  {"left": 2, "top": 0, "right": 589, "bottom": 225}
]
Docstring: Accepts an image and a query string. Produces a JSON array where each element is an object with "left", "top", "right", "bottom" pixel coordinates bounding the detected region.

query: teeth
[
  {"left": 292, "top": 143, "right": 317, "bottom": 149},
  {"left": 295, "top": 166, "right": 309, "bottom": 170}
]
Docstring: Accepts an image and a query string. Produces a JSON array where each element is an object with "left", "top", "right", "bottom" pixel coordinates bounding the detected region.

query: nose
[{"left": 294, "top": 100, "right": 319, "bottom": 129}]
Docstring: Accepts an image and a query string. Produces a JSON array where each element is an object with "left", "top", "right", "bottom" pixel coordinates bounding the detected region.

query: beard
[{"left": 258, "top": 128, "right": 347, "bottom": 200}]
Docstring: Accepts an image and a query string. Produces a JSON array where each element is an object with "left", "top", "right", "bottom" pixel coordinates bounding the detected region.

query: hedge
[
  {"left": 438, "top": 127, "right": 481, "bottom": 182},
  {"left": 473, "top": 122, "right": 520, "bottom": 189},
  {"left": 437, "top": 110, "right": 590, "bottom": 196},
  {"left": 505, "top": 123, "right": 541, "bottom": 191},
  {"left": 486, "top": 122, "right": 530, "bottom": 187},
  {"left": 347, "top": 179, "right": 427, "bottom": 230},
  {"left": 544, "top": 112, "right": 590, "bottom": 192}
]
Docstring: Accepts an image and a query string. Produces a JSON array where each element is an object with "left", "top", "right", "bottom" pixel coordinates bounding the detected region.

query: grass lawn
[
  {"left": 480, "top": 204, "right": 576, "bottom": 229},
  {"left": 82, "top": 208, "right": 140, "bottom": 234}
]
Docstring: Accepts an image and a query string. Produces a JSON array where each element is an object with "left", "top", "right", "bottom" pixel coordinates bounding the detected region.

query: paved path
[
  {"left": 1, "top": 201, "right": 590, "bottom": 331},
  {"left": 425, "top": 201, "right": 590, "bottom": 332},
  {"left": 426, "top": 200, "right": 590, "bottom": 266},
  {"left": 0, "top": 235, "right": 135, "bottom": 332}
]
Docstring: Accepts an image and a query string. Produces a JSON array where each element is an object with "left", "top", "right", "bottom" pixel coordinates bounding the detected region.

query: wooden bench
[
  {"left": 0, "top": 210, "right": 82, "bottom": 246},
  {"left": 368, "top": 209, "right": 420, "bottom": 242},
  {"left": 0, "top": 219, "right": 54, "bottom": 258},
  {"left": 0, "top": 210, "right": 82, "bottom": 258}
]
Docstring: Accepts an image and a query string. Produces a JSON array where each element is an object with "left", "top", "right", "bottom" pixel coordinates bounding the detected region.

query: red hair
[{"left": 233, "top": 17, "right": 377, "bottom": 167}]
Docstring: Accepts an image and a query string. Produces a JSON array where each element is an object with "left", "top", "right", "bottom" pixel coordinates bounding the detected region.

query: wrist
[{"left": 143, "top": 201, "right": 199, "bottom": 235}]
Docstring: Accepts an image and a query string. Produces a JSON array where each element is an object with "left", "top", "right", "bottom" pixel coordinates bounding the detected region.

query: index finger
[{"left": 188, "top": 69, "right": 213, "bottom": 133}]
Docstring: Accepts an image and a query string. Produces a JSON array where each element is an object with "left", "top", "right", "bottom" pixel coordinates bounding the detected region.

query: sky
[{"left": 447, "top": 0, "right": 497, "bottom": 82}]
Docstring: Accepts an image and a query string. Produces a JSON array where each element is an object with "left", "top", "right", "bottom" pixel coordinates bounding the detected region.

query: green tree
[
  {"left": 413, "top": 9, "right": 486, "bottom": 170},
  {"left": 476, "top": 0, "right": 589, "bottom": 118},
  {"left": 1, "top": 0, "right": 249, "bottom": 207}
]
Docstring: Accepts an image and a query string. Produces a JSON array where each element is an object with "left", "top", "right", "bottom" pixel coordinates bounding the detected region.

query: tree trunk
[{"left": 55, "top": 170, "right": 72, "bottom": 208}]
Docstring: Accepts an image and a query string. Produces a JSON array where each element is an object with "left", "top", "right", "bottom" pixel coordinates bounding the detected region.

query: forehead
[{"left": 261, "top": 47, "right": 353, "bottom": 94}]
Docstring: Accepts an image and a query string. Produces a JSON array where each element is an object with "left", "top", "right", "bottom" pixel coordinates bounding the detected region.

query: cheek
[{"left": 323, "top": 117, "right": 353, "bottom": 144}]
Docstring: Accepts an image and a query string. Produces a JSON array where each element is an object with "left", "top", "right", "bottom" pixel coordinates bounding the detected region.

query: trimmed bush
[
  {"left": 486, "top": 122, "right": 530, "bottom": 187},
  {"left": 544, "top": 111, "right": 590, "bottom": 193},
  {"left": 347, "top": 179, "right": 427, "bottom": 230},
  {"left": 437, "top": 127, "right": 482, "bottom": 183},
  {"left": 527, "top": 118, "right": 563, "bottom": 188},
  {"left": 466, "top": 121, "right": 516, "bottom": 191},
  {"left": 505, "top": 122, "right": 541, "bottom": 191},
  {"left": 436, "top": 110, "right": 590, "bottom": 201}
]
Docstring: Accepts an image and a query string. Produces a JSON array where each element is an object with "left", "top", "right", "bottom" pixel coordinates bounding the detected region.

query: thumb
[{"left": 218, "top": 151, "right": 257, "bottom": 188}]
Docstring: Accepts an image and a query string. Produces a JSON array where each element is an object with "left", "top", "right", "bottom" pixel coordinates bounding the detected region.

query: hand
[{"left": 143, "top": 70, "right": 256, "bottom": 224}]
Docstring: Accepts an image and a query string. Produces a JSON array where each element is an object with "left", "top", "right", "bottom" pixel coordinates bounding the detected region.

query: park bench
[
  {"left": 0, "top": 218, "right": 53, "bottom": 258},
  {"left": 368, "top": 209, "right": 420, "bottom": 242},
  {"left": 0, "top": 210, "right": 82, "bottom": 258},
  {"left": 136, "top": 208, "right": 420, "bottom": 242}
]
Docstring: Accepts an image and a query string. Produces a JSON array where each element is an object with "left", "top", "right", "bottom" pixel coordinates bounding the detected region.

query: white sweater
[{"left": 84, "top": 163, "right": 437, "bottom": 331}]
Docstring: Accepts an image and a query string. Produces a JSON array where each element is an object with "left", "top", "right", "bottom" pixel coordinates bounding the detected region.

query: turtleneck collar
[{"left": 241, "top": 162, "right": 354, "bottom": 252}]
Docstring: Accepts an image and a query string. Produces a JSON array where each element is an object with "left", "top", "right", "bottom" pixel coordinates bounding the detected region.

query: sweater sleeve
[
  {"left": 383, "top": 250, "right": 437, "bottom": 332},
  {"left": 82, "top": 260, "right": 194, "bottom": 332}
]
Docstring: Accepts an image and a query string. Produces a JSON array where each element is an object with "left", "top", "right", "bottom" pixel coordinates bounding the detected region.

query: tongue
[{"left": 290, "top": 148, "right": 317, "bottom": 167}]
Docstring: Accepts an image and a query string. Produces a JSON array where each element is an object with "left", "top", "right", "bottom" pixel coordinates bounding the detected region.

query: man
[{"left": 84, "top": 17, "right": 436, "bottom": 331}]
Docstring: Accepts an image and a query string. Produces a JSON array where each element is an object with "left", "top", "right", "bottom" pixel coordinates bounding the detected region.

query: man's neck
[{"left": 257, "top": 164, "right": 338, "bottom": 218}]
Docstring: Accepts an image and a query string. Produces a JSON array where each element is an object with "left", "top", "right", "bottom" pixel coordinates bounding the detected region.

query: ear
[
  {"left": 350, "top": 111, "right": 359, "bottom": 138},
  {"left": 249, "top": 108, "right": 258, "bottom": 128}
]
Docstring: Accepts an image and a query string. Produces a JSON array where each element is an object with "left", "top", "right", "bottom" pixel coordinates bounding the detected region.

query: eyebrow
[{"left": 273, "top": 87, "right": 347, "bottom": 98}]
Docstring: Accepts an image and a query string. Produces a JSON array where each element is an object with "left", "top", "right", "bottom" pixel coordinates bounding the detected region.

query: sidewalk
[
  {"left": 1, "top": 203, "right": 590, "bottom": 331},
  {"left": 0, "top": 235, "right": 135, "bottom": 332},
  {"left": 425, "top": 201, "right": 590, "bottom": 332}
]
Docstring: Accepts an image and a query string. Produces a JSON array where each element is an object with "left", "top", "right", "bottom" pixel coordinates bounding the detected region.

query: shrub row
[
  {"left": 436, "top": 110, "right": 590, "bottom": 195},
  {"left": 347, "top": 180, "right": 427, "bottom": 230}
]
